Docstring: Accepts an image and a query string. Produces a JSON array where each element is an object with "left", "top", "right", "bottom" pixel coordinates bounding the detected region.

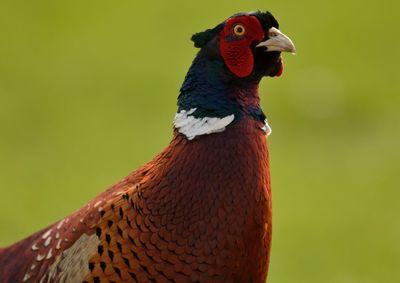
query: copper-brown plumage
[
  {"left": 1, "top": 121, "right": 271, "bottom": 282},
  {"left": 0, "top": 11, "right": 295, "bottom": 283}
]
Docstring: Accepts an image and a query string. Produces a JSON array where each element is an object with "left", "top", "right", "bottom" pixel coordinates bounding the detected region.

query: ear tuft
[
  {"left": 191, "top": 23, "right": 224, "bottom": 48},
  {"left": 251, "top": 10, "right": 279, "bottom": 29}
]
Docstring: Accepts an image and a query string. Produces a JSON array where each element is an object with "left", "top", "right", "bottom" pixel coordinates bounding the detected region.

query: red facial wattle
[
  {"left": 220, "top": 41, "right": 254, "bottom": 78},
  {"left": 219, "top": 15, "right": 264, "bottom": 78},
  {"left": 275, "top": 56, "right": 284, "bottom": 77}
]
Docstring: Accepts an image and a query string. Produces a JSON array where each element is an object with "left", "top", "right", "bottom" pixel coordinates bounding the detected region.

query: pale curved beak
[{"left": 256, "top": 27, "right": 296, "bottom": 54}]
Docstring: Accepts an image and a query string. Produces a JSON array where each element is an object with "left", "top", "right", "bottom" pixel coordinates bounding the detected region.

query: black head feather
[
  {"left": 251, "top": 11, "right": 279, "bottom": 30},
  {"left": 191, "top": 23, "right": 224, "bottom": 48}
]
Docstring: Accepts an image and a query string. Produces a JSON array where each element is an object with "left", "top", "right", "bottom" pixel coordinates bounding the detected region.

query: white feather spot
[
  {"left": 93, "top": 201, "right": 102, "bottom": 208},
  {"left": 36, "top": 254, "right": 46, "bottom": 261},
  {"left": 46, "top": 248, "right": 53, "bottom": 259},
  {"left": 56, "top": 239, "right": 62, "bottom": 250},
  {"left": 31, "top": 243, "right": 39, "bottom": 251},
  {"left": 42, "top": 229, "right": 52, "bottom": 239},
  {"left": 23, "top": 273, "right": 31, "bottom": 282},
  {"left": 261, "top": 119, "right": 272, "bottom": 136},
  {"left": 57, "top": 219, "right": 65, "bottom": 230},
  {"left": 44, "top": 236, "right": 52, "bottom": 247},
  {"left": 174, "top": 108, "right": 235, "bottom": 140},
  {"left": 30, "top": 264, "right": 36, "bottom": 270},
  {"left": 55, "top": 232, "right": 60, "bottom": 239}
]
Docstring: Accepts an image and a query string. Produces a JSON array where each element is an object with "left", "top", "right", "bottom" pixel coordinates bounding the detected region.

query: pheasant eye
[{"left": 233, "top": 24, "right": 245, "bottom": 36}]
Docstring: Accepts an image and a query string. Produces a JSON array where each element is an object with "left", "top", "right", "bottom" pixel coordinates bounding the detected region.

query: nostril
[{"left": 268, "top": 27, "right": 282, "bottom": 38}]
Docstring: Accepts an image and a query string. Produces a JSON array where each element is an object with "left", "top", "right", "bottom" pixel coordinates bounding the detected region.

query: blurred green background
[{"left": 0, "top": 0, "right": 399, "bottom": 282}]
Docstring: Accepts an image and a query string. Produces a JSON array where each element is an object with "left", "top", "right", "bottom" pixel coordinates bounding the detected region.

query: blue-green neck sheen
[{"left": 177, "top": 53, "right": 267, "bottom": 123}]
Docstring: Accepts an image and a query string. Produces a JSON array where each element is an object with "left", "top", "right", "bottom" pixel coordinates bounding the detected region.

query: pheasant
[{"left": 0, "top": 11, "right": 295, "bottom": 283}]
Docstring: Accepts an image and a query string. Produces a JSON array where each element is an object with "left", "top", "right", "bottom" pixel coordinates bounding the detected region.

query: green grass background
[{"left": 0, "top": 0, "right": 399, "bottom": 282}]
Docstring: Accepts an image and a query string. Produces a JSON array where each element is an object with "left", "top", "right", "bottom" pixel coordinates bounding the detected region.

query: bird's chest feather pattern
[
  {"left": 1, "top": 117, "right": 272, "bottom": 283},
  {"left": 86, "top": 120, "right": 271, "bottom": 282},
  {"left": 83, "top": 119, "right": 272, "bottom": 283}
]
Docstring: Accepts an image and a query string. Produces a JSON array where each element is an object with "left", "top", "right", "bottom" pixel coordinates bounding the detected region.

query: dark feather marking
[
  {"left": 117, "top": 242, "right": 122, "bottom": 253},
  {"left": 105, "top": 234, "right": 111, "bottom": 245},
  {"left": 129, "top": 272, "right": 138, "bottom": 282},
  {"left": 122, "top": 256, "right": 131, "bottom": 268},
  {"left": 107, "top": 220, "right": 113, "bottom": 228},
  {"left": 126, "top": 217, "right": 132, "bottom": 228},
  {"left": 117, "top": 226, "right": 123, "bottom": 237},
  {"left": 95, "top": 227, "right": 102, "bottom": 237},
  {"left": 108, "top": 250, "right": 114, "bottom": 261},
  {"left": 100, "top": 261, "right": 106, "bottom": 272},
  {"left": 88, "top": 262, "right": 95, "bottom": 272},
  {"left": 140, "top": 264, "right": 150, "bottom": 275},
  {"left": 113, "top": 267, "right": 122, "bottom": 278},
  {"left": 131, "top": 249, "right": 139, "bottom": 260},
  {"left": 97, "top": 245, "right": 104, "bottom": 256}
]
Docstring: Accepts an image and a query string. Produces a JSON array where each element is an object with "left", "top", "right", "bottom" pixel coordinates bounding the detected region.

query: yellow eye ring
[{"left": 233, "top": 24, "right": 246, "bottom": 36}]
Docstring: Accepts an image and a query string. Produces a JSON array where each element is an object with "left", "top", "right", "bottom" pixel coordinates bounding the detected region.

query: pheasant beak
[{"left": 256, "top": 27, "right": 296, "bottom": 54}]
